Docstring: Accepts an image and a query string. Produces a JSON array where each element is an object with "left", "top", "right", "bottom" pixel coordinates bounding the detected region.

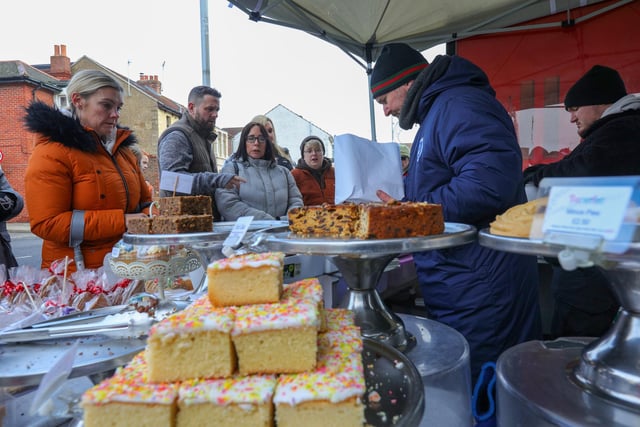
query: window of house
[
  {"left": 520, "top": 80, "right": 535, "bottom": 110},
  {"left": 544, "top": 76, "right": 560, "bottom": 106},
  {"left": 55, "top": 93, "right": 69, "bottom": 109}
]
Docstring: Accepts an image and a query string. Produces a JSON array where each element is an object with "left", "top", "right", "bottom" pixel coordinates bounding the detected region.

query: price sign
[
  {"left": 542, "top": 185, "right": 632, "bottom": 240},
  {"left": 223, "top": 216, "right": 254, "bottom": 248}
]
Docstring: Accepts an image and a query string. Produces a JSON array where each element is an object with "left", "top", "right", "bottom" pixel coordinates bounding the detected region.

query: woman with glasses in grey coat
[{"left": 216, "top": 122, "right": 302, "bottom": 221}]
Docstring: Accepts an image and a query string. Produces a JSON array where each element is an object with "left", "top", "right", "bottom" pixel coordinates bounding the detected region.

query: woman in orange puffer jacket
[{"left": 24, "top": 70, "right": 152, "bottom": 272}]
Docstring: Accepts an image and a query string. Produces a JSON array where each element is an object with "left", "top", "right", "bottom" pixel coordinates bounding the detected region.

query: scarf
[{"left": 399, "top": 55, "right": 452, "bottom": 130}]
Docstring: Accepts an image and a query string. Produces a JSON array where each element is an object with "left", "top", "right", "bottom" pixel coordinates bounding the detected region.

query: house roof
[
  {"left": 265, "top": 103, "right": 332, "bottom": 137},
  {"left": 72, "top": 55, "right": 185, "bottom": 116},
  {"left": 0, "top": 60, "right": 64, "bottom": 91},
  {"left": 222, "top": 127, "right": 243, "bottom": 139}
]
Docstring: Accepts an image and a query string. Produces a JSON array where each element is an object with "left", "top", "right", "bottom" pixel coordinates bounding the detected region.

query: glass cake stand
[
  {"left": 250, "top": 223, "right": 476, "bottom": 351},
  {"left": 121, "top": 220, "right": 289, "bottom": 294},
  {"left": 108, "top": 249, "right": 200, "bottom": 300},
  {"left": 479, "top": 229, "right": 640, "bottom": 416}
]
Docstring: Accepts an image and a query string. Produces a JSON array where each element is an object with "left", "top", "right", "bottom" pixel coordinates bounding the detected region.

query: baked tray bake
[{"left": 0, "top": 335, "right": 423, "bottom": 426}]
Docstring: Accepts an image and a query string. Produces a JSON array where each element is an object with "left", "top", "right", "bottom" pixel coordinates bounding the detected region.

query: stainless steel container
[
  {"left": 401, "top": 313, "right": 473, "bottom": 426},
  {"left": 497, "top": 339, "right": 640, "bottom": 426}
]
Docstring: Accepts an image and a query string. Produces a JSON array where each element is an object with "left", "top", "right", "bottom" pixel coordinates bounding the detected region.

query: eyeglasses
[
  {"left": 401, "top": 156, "right": 409, "bottom": 161},
  {"left": 247, "top": 135, "right": 266, "bottom": 144},
  {"left": 565, "top": 106, "right": 579, "bottom": 113},
  {"left": 304, "top": 149, "right": 323, "bottom": 154}
]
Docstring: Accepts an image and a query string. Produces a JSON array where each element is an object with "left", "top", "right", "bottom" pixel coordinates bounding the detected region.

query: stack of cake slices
[
  {"left": 81, "top": 251, "right": 366, "bottom": 427},
  {"left": 127, "top": 195, "right": 213, "bottom": 234}
]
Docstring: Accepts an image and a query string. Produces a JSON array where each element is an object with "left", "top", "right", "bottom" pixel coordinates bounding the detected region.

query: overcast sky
[{"left": 3, "top": 0, "right": 444, "bottom": 143}]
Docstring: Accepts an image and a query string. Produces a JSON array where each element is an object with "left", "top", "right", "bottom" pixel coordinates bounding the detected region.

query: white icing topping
[{"left": 179, "top": 375, "right": 277, "bottom": 405}]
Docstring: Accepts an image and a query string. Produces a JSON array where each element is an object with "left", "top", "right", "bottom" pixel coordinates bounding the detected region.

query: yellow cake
[
  {"left": 207, "top": 252, "right": 285, "bottom": 307},
  {"left": 146, "top": 296, "right": 236, "bottom": 382},
  {"left": 81, "top": 352, "right": 179, "bottom": 427},
  {"left": 231, "top": 279, "right": 323, "bottom": 375},
  {"left": 321, "top": 307, "right": 356, "bottom": 332},
  {"left": 274, "top": 326, "right": 365, "bottom": 427},
  {"left": 82, "top": 266, "right": 366, "bottom": 427},
  {"left": 177, "top": 375, "right": 276, "bottom": 427}
]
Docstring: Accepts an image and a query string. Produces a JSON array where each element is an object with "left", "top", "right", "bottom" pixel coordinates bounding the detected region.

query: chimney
[
  {"left": 136, "top": 74, "right": 162, "bottom": 94},
  {"left": 49, "top": 44, "right": 72, "bottom": 80}
]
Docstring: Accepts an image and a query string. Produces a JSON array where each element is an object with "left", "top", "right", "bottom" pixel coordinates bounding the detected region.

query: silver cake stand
[
  {"left": 479, "top": 229, "right": 640, "bottom": 414},
  {"left": 251, "top": 223, "right": 476, "bottom": 351}
]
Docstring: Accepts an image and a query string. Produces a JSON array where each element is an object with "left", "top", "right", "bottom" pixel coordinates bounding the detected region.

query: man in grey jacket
[
  {"left": 158, "top": 86, "right": 244, "bottom": 219},
  {"left": 0, "top": 165, "right": 24, "bottom": 270}
]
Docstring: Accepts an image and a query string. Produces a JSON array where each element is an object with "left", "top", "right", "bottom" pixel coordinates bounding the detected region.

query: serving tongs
[
  {"left": 0, "top": 294, "right": 186, "bottom": 344},
  {"left": 0, "top": 311, "right": 152, "bottom": 344},
  {"left": 26, "top": 304, "right": 129, "bottom": 329}
]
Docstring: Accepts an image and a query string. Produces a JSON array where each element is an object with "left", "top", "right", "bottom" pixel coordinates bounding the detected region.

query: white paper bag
[{"left": 334, "top": 133, "right": 405, "bottom": 204}]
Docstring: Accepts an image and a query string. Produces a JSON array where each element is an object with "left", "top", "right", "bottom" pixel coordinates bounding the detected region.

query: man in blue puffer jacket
[{"left": 371, "top": 43, "right": 542, "bottom": 388}]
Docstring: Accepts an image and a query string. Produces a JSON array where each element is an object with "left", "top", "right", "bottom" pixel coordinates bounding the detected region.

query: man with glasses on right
[{"left": 524, "top": 65, "right": 640, "bottom": 338}]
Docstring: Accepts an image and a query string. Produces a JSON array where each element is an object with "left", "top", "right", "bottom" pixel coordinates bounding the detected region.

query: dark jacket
[
  {"left": 24, "top": 102, "right": 152, "bottom": 271},
  {"left": 523, "top": 107, "right": 640, "bottom": 186},
  {"left": 403, "top": 55, "right": 541, "bottom": 381},
  {"left": 0, "top": 167, "right": 24, "bottom": 270},
  {"left": 522, "top": 95, "right": 640, "bottom": 338},
  {"left": 291, "top": 159, "right": 335, "bottom": 205}
]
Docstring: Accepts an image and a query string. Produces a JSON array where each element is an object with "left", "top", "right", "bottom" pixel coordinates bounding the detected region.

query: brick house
[{"left": 0, "top": 47, "right": 66, "bottom": 222}]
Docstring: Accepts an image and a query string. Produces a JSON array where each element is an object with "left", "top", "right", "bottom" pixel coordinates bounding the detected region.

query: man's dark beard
[{"left": 192, "top": 112, "right": 215, "bottom": 136}]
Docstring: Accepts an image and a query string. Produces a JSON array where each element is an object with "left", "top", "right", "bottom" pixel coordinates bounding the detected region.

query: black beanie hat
[
  {"left": 300, "top": 136, "right": 325, "bottom": 158},
  {"left": 564, "top": 65, "right": 627, "bottom": 109},
  {"left": 370, "top": 43, "right": 429, "bottom": 98}
]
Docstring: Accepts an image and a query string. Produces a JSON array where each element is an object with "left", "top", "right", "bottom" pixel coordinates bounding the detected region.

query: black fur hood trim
[{"left": 23, "top": 101, "right": 137, "bottom": 153}]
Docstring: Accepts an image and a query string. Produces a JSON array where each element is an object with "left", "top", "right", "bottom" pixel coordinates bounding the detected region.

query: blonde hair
[
  {"left": 251, "top": 114, "right": 292, "bottom": 162},
  {"left": 67, "top": 70, "right": 123, "bottom": 114}
]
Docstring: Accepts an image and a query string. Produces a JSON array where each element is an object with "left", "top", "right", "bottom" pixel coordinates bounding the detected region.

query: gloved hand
[{"left": 0, "top": 191, "right": 17, "bottom": 220}]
